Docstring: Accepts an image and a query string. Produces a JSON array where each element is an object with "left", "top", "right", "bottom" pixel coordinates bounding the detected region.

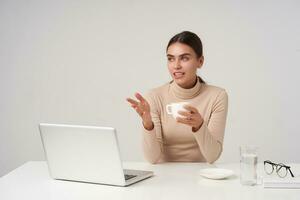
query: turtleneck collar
[{"left": 170, "top": 76, "right": 203, "bottom": 100}]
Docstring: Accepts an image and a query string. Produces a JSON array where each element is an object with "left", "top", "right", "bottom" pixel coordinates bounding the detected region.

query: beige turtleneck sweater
[{"left": 142, "top": 77, "right": 228, "bottom": 164}]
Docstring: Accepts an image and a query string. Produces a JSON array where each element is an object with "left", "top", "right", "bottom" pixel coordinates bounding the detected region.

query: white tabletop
[{"left": 0, "top": 161, "right": 300, "bottom": 200}]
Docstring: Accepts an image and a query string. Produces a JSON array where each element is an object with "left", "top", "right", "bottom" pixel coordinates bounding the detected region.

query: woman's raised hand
[{"left": 126, "top": 93, "right": 154, "bottom": 130}]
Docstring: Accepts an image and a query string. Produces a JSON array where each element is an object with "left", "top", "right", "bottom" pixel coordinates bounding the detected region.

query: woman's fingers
[
  {"left": 184, "top": 105, "right": 198, "bottom": 113},
  {"left": 135, "top": 108, "right": 143, "bottom": 117},
  {"left": 126, "top": 98, "right": 139, "bottom": 106},
  {"left": 177, "top": 107, "right": 203, "bottom": 131},
  {"left": 178, "top": 111, "right": 191, "bottom": 117},
  {"left": 127, "top": 98, "right": 142, "bottom": 114},
  {"left": 176, "top": 116, "right": 194, "bottom": 126},
  {"left": 127, "top": 93, "right": 151, "bottom": 119},
  {"left": 135, "top": 92, "right": 146, "bottom": 103}
]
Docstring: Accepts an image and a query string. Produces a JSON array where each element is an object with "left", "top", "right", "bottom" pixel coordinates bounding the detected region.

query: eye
[
  {"left": 182, "top": 56, "right": 189, "bottom": 61},
  {"left": 168, "top": 57, "right": 174, "bottom": 62}
]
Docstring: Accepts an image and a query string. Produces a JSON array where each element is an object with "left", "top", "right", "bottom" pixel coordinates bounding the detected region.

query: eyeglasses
[{"left": 264, "top": 160, "right": 294, "bottom": 178}]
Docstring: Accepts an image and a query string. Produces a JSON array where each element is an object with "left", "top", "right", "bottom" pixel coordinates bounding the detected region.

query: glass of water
[{"left": 240, "top": 145, "right": 258, "bottom": 186}]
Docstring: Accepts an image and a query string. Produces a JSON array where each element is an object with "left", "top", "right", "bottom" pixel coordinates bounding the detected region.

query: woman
[{"left": 127, "top": 31, "right": 228, "bottom": 164}]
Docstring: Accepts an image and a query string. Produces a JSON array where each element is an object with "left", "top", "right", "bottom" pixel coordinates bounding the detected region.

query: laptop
[{"left": 39, "top": 123, "right": 154, "bottom": 186}]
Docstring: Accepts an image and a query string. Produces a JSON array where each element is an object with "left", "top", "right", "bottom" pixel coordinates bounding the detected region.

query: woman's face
[{"left": 167, "top": 42, "right": 204, "bottom": 89}]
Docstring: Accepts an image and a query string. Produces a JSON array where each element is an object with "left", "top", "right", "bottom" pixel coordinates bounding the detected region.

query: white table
[{"left": 0, "top": 161, "right": 299, "bottom": 200}]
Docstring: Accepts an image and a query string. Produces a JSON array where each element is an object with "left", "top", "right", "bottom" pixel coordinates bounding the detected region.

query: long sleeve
[
  {"left": 138, "top": 79, "right": 228, "bottom": 163},
  {"left": 192, "top": 90, "right": 228, "bottom": 164},
  {"left": 142, "top": 92, "right": 164, "bottom": 164}
]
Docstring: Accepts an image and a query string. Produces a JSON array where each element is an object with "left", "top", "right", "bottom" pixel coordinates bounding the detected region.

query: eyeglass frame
[{"left": 264, "top": 160, "right": 294, "bottom": 178}]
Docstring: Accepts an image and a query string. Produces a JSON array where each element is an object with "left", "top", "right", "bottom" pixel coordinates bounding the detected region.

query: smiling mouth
[{"left": 173, "top": 72, "right": 185, "bottom": 79}]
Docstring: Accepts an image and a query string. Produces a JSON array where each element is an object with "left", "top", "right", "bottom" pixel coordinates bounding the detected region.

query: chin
[
  {"left": 173, "top": 75, "right": 197, "bottom": 88},
  {"left": 174, "top": 78, "right": 187, "bottom": 86}
]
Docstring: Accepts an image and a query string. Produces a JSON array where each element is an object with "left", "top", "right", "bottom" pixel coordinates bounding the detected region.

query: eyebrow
[{"left": 167, "top": 53, "right": 192, "bottom": 57}]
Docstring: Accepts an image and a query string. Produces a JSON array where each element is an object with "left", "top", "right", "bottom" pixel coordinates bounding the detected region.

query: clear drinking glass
[{"left": 240, "top": 145, "right": 258, "bottom": 186}]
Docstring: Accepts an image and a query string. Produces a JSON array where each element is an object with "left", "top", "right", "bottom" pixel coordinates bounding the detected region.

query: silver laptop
[{"left": 39, "top": 123, "right": 154, "bottom": 186}]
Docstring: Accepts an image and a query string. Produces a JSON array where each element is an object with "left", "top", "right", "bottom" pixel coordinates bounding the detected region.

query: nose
[{"left": 174, "top": 59, "right": 181, "bottom": 69}]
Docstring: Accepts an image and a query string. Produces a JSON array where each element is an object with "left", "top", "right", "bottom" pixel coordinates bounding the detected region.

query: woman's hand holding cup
[
  {"left": 126, "top": 93, "right": 154, "bottom": 131},
  {"left": 177, "top": 105, "right": 204, "bottom": 132},
  {"left": 166, "top": 102, "right": 203, "bottom": 132}
]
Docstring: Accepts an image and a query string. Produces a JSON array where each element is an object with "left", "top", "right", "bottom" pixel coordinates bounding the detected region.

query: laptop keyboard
[{"left": 124, "top": 174, "right": 137, "bottom": 180}]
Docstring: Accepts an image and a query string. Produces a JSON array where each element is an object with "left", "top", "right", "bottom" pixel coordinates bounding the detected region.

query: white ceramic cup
[{"left": 166, "top": 102, "right": 189, "bottom": 119}]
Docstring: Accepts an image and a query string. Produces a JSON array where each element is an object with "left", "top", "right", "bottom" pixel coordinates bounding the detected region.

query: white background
[{"left": 1, "top": 0, "right": 299, "bottom": 177}]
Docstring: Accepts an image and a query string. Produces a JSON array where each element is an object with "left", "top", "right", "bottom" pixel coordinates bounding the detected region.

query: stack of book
[{"left": 263, "top": 176, "right": 300, "bottom": 189}]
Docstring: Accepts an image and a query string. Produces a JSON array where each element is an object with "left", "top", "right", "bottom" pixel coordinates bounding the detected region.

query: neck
[{"left": 170, "top": 76, "right": 202, "bottom": 100}]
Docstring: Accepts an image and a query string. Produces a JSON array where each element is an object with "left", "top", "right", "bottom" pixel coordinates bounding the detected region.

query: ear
[{"left": 197, "top": 56, "right": 204, "bottom": 69}]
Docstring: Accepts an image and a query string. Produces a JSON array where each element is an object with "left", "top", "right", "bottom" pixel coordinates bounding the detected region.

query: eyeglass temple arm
[{"left": 288, "top": 168, "right": 295, "bottom": 177}]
